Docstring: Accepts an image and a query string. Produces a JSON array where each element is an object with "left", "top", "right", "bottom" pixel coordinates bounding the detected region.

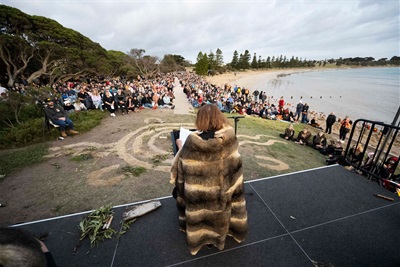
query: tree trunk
[
  {"left": 7, "top": 76, "right": 14, "bottom": 88},
  {"left": 26, "top": 53, "right": 51, "bottom": 85}
]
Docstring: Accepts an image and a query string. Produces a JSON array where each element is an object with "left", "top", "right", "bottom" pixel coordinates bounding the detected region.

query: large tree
[
  {"left": 0, "top": 5, "right": 111, "bottom": 87},
  {"left": 215, "top": 48, "right": 223, "bottom": 67},
  {"left": 231, "top": 50, "right": 239, "bottom": 69},
  {"left": 194, "top": 52, "right": 209, "bottom": 76},
  {"left": 208, "top": 50, "right": 216, "bottom": 72},
  {"left": 238, "top": 50, "right": 251, "bottom": 69},
  {"left": 107, "top": 50, "right": 134, "bottom": 79},
  {"left": 127, "top": 48, "right": 159, "bottom": 79},
  {"left": 251, "top": 53, "right": 258, "bottom": 69}
]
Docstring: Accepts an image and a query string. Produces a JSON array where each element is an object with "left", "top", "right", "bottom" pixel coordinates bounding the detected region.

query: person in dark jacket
[
  {"left": 280, "top": 124, "right": 295, "bottom": 140},
  {"left": 114, "top": 88, "right": 128, "bottom": 114},
  {"left": 312, "top": 131, "right": 327, "bottom": 150},
  {"left": 325, "top": 112, "right": 336, "bottom": 134},
  {"left": 301, "top": 103, "right": 309, "bottom": 123},
  {"left": 295, "top": 128, "right": 312, "bottom": 145},
  {"left": 295, "top": 100, "right": 303, "bottom": 121},
  {"left": 44, "top": 98, "right": 79, "bottom": 137}
]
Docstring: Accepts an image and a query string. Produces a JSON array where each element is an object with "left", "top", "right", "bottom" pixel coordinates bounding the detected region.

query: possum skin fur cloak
[{"left": 170, "top": 126, "right": 248, "bottom": 255}]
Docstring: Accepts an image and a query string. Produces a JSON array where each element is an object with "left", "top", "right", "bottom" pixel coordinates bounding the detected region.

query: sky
[{"left": 1, "top": 0, "right": 399, "bottom": 64}]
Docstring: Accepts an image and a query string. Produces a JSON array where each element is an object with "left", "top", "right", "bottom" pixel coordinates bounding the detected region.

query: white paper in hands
[{"left": 179, "top": 127, "right": 193, "bottom": 146}]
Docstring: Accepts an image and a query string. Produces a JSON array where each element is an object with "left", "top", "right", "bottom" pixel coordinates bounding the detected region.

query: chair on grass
[{"left": 43, "top": 113, "right": 68, "bottom": 139}]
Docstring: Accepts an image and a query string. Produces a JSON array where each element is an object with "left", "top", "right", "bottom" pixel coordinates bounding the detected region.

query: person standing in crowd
[
  {"left": 339, "top": 116, "right": 351, "bottom": 142},
  {"left": 301, "top": 103, "right": 309, "bottom": 123},
  {"left": 253, "top": 89, "right": 260, "bottom": 102},
  {"left": 44, "top": 98, "right": 79, "bottom": 138},
  {"left": 295, "top": 100, "right": 303, "bottom": 121},
  {"left": 170, "top": 104, "right": 248, "bottom": 255},
  {"left": 261, "top": 91, "right": 267, "bottom": 104},
  {"left": 325, "top": 112, "right": 336, "bottom": 134},
  {"left": 278, "top": 96, "right": 285, "bottom": 113}
]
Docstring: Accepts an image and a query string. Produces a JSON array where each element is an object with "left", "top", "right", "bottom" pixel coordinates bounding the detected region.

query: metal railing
[{"left": 344, "top": 119, "right": 399, "bottom": 184}]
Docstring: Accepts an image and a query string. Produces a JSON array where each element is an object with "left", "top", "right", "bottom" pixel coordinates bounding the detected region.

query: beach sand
[{"left": 204, "top": 68, "right": 315, "bottom": 90}]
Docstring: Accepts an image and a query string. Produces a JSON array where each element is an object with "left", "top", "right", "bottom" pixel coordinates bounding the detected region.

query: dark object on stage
[{"left": 228, "top": 116, "right": 245, "bottom": 135}]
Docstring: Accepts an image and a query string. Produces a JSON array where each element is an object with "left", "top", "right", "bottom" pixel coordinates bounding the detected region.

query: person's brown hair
[{"left": 195, "top": 104, "right": 229, "bottom": 132}]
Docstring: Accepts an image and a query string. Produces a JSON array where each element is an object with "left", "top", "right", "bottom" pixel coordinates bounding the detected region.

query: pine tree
[
  {"left": 242, "top": 50, "right": 251, "bottom": 69},
  {"left": 231, "top": 50, "right": 239, "bottom": 69},
  {"left": 216, "top": 48, "right": 223, "bottom": 67},
  {"left": 266, "top": 56, "right": 271, "bottom": 68},
  {"left": 194, "top": 51, "right": 209, "bottom": 76},
  {"left": 251, "top": 53, "right": 258, "bottom": 69},
  {"left": 238, "top": 53, "right": 244, "bottom": 69},
  {"left": 208, "top": 50, "right": 216, "bottom": 71},
  {"left": 258, "top": 55, "right": 263, "bottom": 68}
]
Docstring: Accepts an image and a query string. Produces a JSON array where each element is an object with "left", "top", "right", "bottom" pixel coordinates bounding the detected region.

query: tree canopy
[
  {"left": 0, "top": 5, "right": 115, "bottom": 86},
  {"left": 0, "top": 5, "right": 190, "bottom": 87}
]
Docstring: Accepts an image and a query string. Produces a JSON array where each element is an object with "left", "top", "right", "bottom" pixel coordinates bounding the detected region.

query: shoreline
[
  {"left": 205, "top": 68, "right": 332, "bottom": 124},
  {"left": 204, "top": 67, "right": 398, "bottom": 124},
  {"left": 204, "top": 67, "right": 399, "bottom": 148},
  {"left": 204, "top": 65, "right": 399, "bottom": 90},
  {"left": 205, "top": 68, "right": 320, "bottom": 90}
]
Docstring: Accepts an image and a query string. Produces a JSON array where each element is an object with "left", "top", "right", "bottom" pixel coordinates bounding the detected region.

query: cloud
[{"left": 2, "top": 0, "right": 399, "bottom": 63}]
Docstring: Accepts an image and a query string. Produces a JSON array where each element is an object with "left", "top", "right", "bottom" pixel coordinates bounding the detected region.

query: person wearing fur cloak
[{"left": 170, "top": 104, "right": 248, "bottom": 255}]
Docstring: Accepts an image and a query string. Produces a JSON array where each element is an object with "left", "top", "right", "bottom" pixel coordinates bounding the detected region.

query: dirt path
[{"left": 0, "top": 106, "right": 298, "bottom": 225}]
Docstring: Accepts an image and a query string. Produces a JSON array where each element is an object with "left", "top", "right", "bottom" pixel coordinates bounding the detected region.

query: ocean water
[{"left": 258, "top": 67, "right": 400, "bottom": 123}]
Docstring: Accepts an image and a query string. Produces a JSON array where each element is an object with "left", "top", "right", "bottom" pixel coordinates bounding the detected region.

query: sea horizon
[{"left": 255, "top": 67, "right": 400, "bottom": 124}]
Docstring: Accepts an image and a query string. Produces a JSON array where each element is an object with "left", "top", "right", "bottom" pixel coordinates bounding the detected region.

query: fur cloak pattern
[{"left": 170, "top": 126, "right": 248, "bottom": 255}]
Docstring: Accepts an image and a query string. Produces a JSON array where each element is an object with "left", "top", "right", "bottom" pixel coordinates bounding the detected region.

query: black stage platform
[{"left": 14, "top": 165, "right": 400, "bottom": 267}]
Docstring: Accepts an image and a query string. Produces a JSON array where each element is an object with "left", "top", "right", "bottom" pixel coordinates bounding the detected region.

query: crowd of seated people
[
  {"left": 5, "top": 71, "right": 398, "bottom": 184},
  {"left": 44, "top": 74, "right": 176, "bottom": 117},
  {"left": 172, "top": 71, "right": 398, "bottom": 185},
  {"left": 177, "top": 72, "right": 297, "bottom": 122}
]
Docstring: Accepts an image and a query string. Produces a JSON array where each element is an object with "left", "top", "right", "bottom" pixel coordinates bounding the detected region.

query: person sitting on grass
[
  {"left": 89, "top": 88, "right": 104, "bottom": 111},
  {"left": 157, "top": 94, "right": 175, "bottom": 109},
  {"left": 73, "top": 99, "right": 87, "bottom": 112},
  {"left": 295, "top": 128, "right": 311, "bottom": 145},
  {"left": 282, "top": 108, "right": 295, "bottom": 122},
  {"left": 325, "top": 140, "right": 344, "bottom": 165},
  {"left": 44, "top": 98, "right": 79, "bottom": 138},
  {"left": 341, "top": 144, "right": 364, "bottom": 167},
  {"left": 141, "top": 93, "right": 154, "bottom": 109},
  {"left": 309, "top": 116, "right": 323, "bottom": 129},
  {"left": 279, "top": 124, "right": 295, "bottom": 141},
  {"left": 77, "top": 86, "right": 92, "bottom": 109},
  {"left": 312, "top": 130, "right": 327, "bottom": 151},
  {"left": 162, "top": 93, "right": 175, "bottom": 108},
  {"left": 63, "top": 99, "right": 75, "bottom": 114},
  {"left": 115, "top": 88, "right": 128, "bottom": 114},
  {"left": 191, "top": 96, "right": 200, "bottom": 108},
  {"left": 126, "top": 96, "right": 136, "bottom": 113},
  {"left": 102, "top": 90, "right": 116, "bottom": 117}
]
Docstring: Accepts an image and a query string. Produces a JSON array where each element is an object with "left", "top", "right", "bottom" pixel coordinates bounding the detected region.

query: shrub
[
  {"left": 0, "top": 143, "right": 49, "bottom": 176},
  {"left": 0, "top": 118, "right": 58, "bottom": 149},
  {"left": 0, "top": 110, "right": 106, "bottom": 149}
]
